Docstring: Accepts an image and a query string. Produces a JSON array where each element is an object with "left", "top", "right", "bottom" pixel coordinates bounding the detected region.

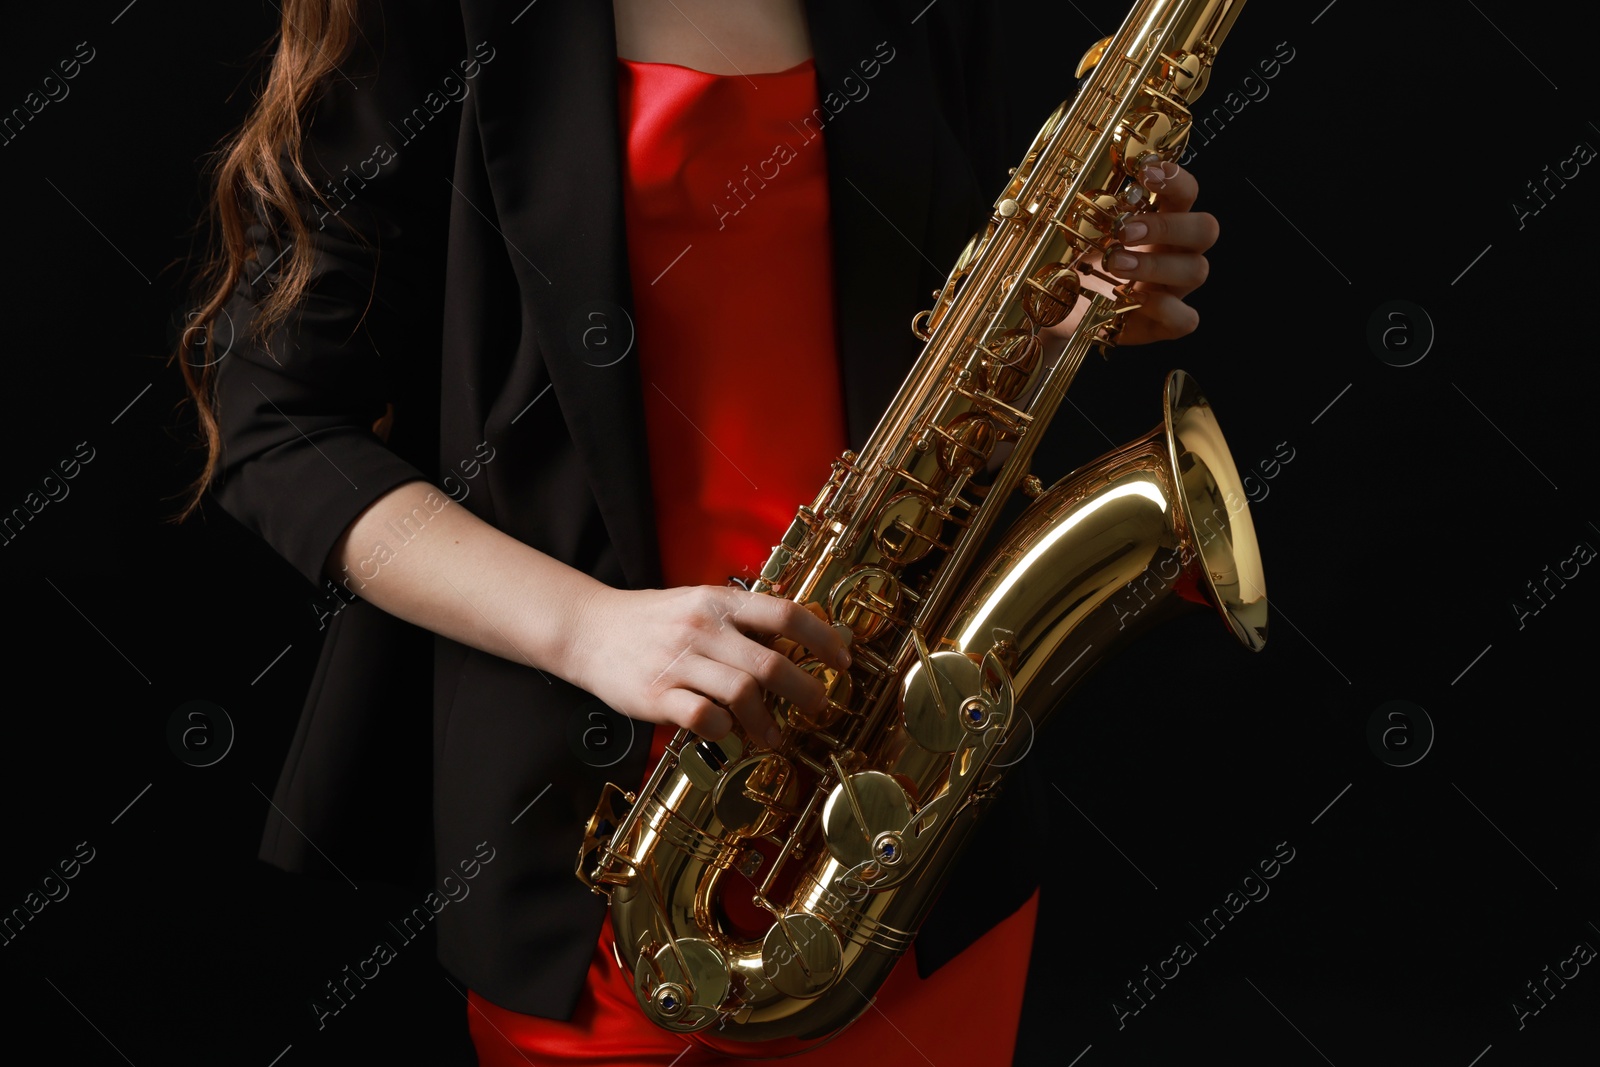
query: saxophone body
[{"left": 576, "top": 0, "right": 1264, "bottom": 1052}]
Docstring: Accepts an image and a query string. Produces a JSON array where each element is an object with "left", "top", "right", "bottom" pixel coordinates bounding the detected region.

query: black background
[{"left": 2, "top": 1, "right": 1595, "bottom": 1064}]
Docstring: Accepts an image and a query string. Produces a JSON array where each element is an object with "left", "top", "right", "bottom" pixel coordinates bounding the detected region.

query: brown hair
[{"left": 170, "top": 0, "right": 363, "bottom": 519}]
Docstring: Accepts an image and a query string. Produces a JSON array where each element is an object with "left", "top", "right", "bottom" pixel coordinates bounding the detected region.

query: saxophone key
[
  {"left": 825, "top": 567, "right": 902, "bottom": 643},
  {"left": 873, "top": 491, "right": 950, "bottom": 566},
  {"left": 980, "top": 327, "right": 1045, "bottom": 401},
  {"left": 712, "top": 754, "right": 796, "bottom": 839},
  {"left": 760, "top": 913, "right": 842, "bottom": 999},
  {"left": 680, "top": 732, "right": 742, "bottom": 793},
  {"left": 933, "top": 413, "right": 1001, "bottom": 474},
  {"left": 635, "top": 937, "right": 730, "bottom": 1032},
  {"left": 901, "top": 647, "right": 983, "bottom": 754},
  {"left": 782, "top": 658, "right": 852, "bottom": 731},
  {"left": 820, "top": 770, "right": 917, "bottom": 880}
]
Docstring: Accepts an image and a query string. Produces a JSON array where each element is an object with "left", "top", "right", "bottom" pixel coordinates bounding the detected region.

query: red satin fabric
[
  {"left": 621, "top": 57, "right": 850, "bottom": 594},
  {"left": 466, "top": 57, "right": 1039, "bottom": 1066}
]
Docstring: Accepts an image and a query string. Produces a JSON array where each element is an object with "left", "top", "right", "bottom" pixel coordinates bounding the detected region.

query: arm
[{"left": 328, "top": 479, "right": 849, "bottom": 748}]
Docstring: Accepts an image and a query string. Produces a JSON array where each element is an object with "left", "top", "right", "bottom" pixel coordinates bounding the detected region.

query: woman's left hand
[{"left": 1049, "top": 161, "right": 1218, "bottom": 347}]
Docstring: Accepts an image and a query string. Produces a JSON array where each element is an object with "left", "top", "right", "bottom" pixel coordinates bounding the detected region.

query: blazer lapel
[{"left": 460, "top": 0, "right": 662, "bottom": 589}]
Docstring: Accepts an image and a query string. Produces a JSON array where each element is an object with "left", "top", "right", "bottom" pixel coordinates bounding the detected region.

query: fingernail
[
  {"left": 766, "top": 727, "right": 784, "bottom": 749},
  {"left": 1119, "top": 219, "right": 1148, "bottom": 244},
  {"left": 1141, "top": 164, "right": 1166, "bottom": 190},
  {"left": 1160, "top": 160, "right": 1179, "bottom": 180},
  {"left": 840, "top": 649, "right": 852, "bottom": 668},
  {"left": 1107, "top": 250, "right": 1139, "bottom": 273}
]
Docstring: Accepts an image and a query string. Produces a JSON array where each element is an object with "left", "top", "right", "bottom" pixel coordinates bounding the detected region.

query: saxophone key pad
[
  {"left": 901, "top": 649, "right": 983, "bottom": 753},
  {"left": 785, "top": 659, "right": 852, "bottom": 731},
  {"left": 761, "top": 913, "right": 842, "bottom": 999},
  {"left": 636, "top": 938, "right": 730, "bottom": 1033},
  {"left": 821, "top": 770, "right": 916, "bottom": 876},
  {"left": 713, "top": 755, "right": 794, "bottom": 839},
  {"left": 826, "top": 567, "right": 902, "bottom": 642}
]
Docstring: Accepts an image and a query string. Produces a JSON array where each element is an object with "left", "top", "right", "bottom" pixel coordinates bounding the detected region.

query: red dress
[{"left": 467, "top": 56, "right": 1039, "bottom": 1066}]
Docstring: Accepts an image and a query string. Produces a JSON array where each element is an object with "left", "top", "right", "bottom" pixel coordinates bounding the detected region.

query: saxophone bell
[{"left": 944, "top": 367, "right": 1267, "bottom": 735}]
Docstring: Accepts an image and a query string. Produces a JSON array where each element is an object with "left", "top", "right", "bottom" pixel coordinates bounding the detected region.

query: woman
[{"left": 177, "top": 0, "right": 1218, "bottom": 1062}]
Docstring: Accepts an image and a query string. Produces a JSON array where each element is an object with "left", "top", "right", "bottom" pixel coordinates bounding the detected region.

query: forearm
[
  {"left": 326, "top": 479, "right": 849, "bottom": 744},
  {"left": 328, "top": 479, "right": 602, "bottom": 679}
]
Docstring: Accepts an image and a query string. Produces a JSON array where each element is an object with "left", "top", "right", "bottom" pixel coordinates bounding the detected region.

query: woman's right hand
[
  {"left": 563, "top": 585, "right": 853, "bottom": 748},
  {"left": 325, "top": 481, "right": 851, "bottom": 746}
]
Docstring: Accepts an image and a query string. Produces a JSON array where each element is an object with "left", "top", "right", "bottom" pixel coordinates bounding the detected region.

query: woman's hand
[
  {"left": 1045, "top": 161, "right": 1218, "bottom": 347},
  {"left": 563, "top": 585, "right": 853, "bottom": 747}
]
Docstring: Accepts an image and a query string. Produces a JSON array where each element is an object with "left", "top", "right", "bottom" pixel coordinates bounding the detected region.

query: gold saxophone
[{"left": 577, "top": 0, "right": 1265, "bottom": 1052}]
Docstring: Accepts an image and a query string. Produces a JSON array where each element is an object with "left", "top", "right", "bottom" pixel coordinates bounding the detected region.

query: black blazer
[{"left": 213, "top": 0, "right": 1045, "bottom": 1018}]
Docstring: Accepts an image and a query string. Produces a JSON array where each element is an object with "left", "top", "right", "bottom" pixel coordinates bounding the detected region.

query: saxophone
[{"left": 576, "top": 0, "right": 1265, "bottom": 1052}]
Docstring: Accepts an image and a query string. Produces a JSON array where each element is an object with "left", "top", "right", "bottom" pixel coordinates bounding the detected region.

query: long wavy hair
[{"left": 171, "top": 0, "right": 362, "bottom": 520}]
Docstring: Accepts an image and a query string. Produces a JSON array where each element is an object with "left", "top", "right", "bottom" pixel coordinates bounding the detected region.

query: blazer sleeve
[{"left": 210, "top": 0, "right": 467, "bottom": 588}]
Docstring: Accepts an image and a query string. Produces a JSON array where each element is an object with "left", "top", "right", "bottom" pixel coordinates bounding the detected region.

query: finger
[
  {"left": 710, "top": 625, "right": 829, "bottom": 719},
  {"left": 661, "top": 686, "right": 734, "bottom": 742},
  {"left": 768, "top": 601, "right": 833, "bottom": 658},
  {"left": 1114, "top": 290, "right": 1199, "bottom": 346},
  {"left": 1145, "top": 161, "right": 1198, "bottom": 214},
  {"left": 1101, "top": 248, "right": 1210, "bottom": 297},
  {"left": 1114, "top": 210, "right": 1218, "bottom": 255},
  {"left": 717, "top": 591, "right": 852, "bottom": 670},
  {"left": 675, "top": 654, "right": 785, "bottom": 747}
]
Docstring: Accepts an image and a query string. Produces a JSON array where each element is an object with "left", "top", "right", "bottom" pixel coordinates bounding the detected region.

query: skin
[
  {"left": 613, "top": 0, "right": 813, "bottom": 73},
  {"left": 327, "top": 2, "right": 1219, "bottom": 748}
]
